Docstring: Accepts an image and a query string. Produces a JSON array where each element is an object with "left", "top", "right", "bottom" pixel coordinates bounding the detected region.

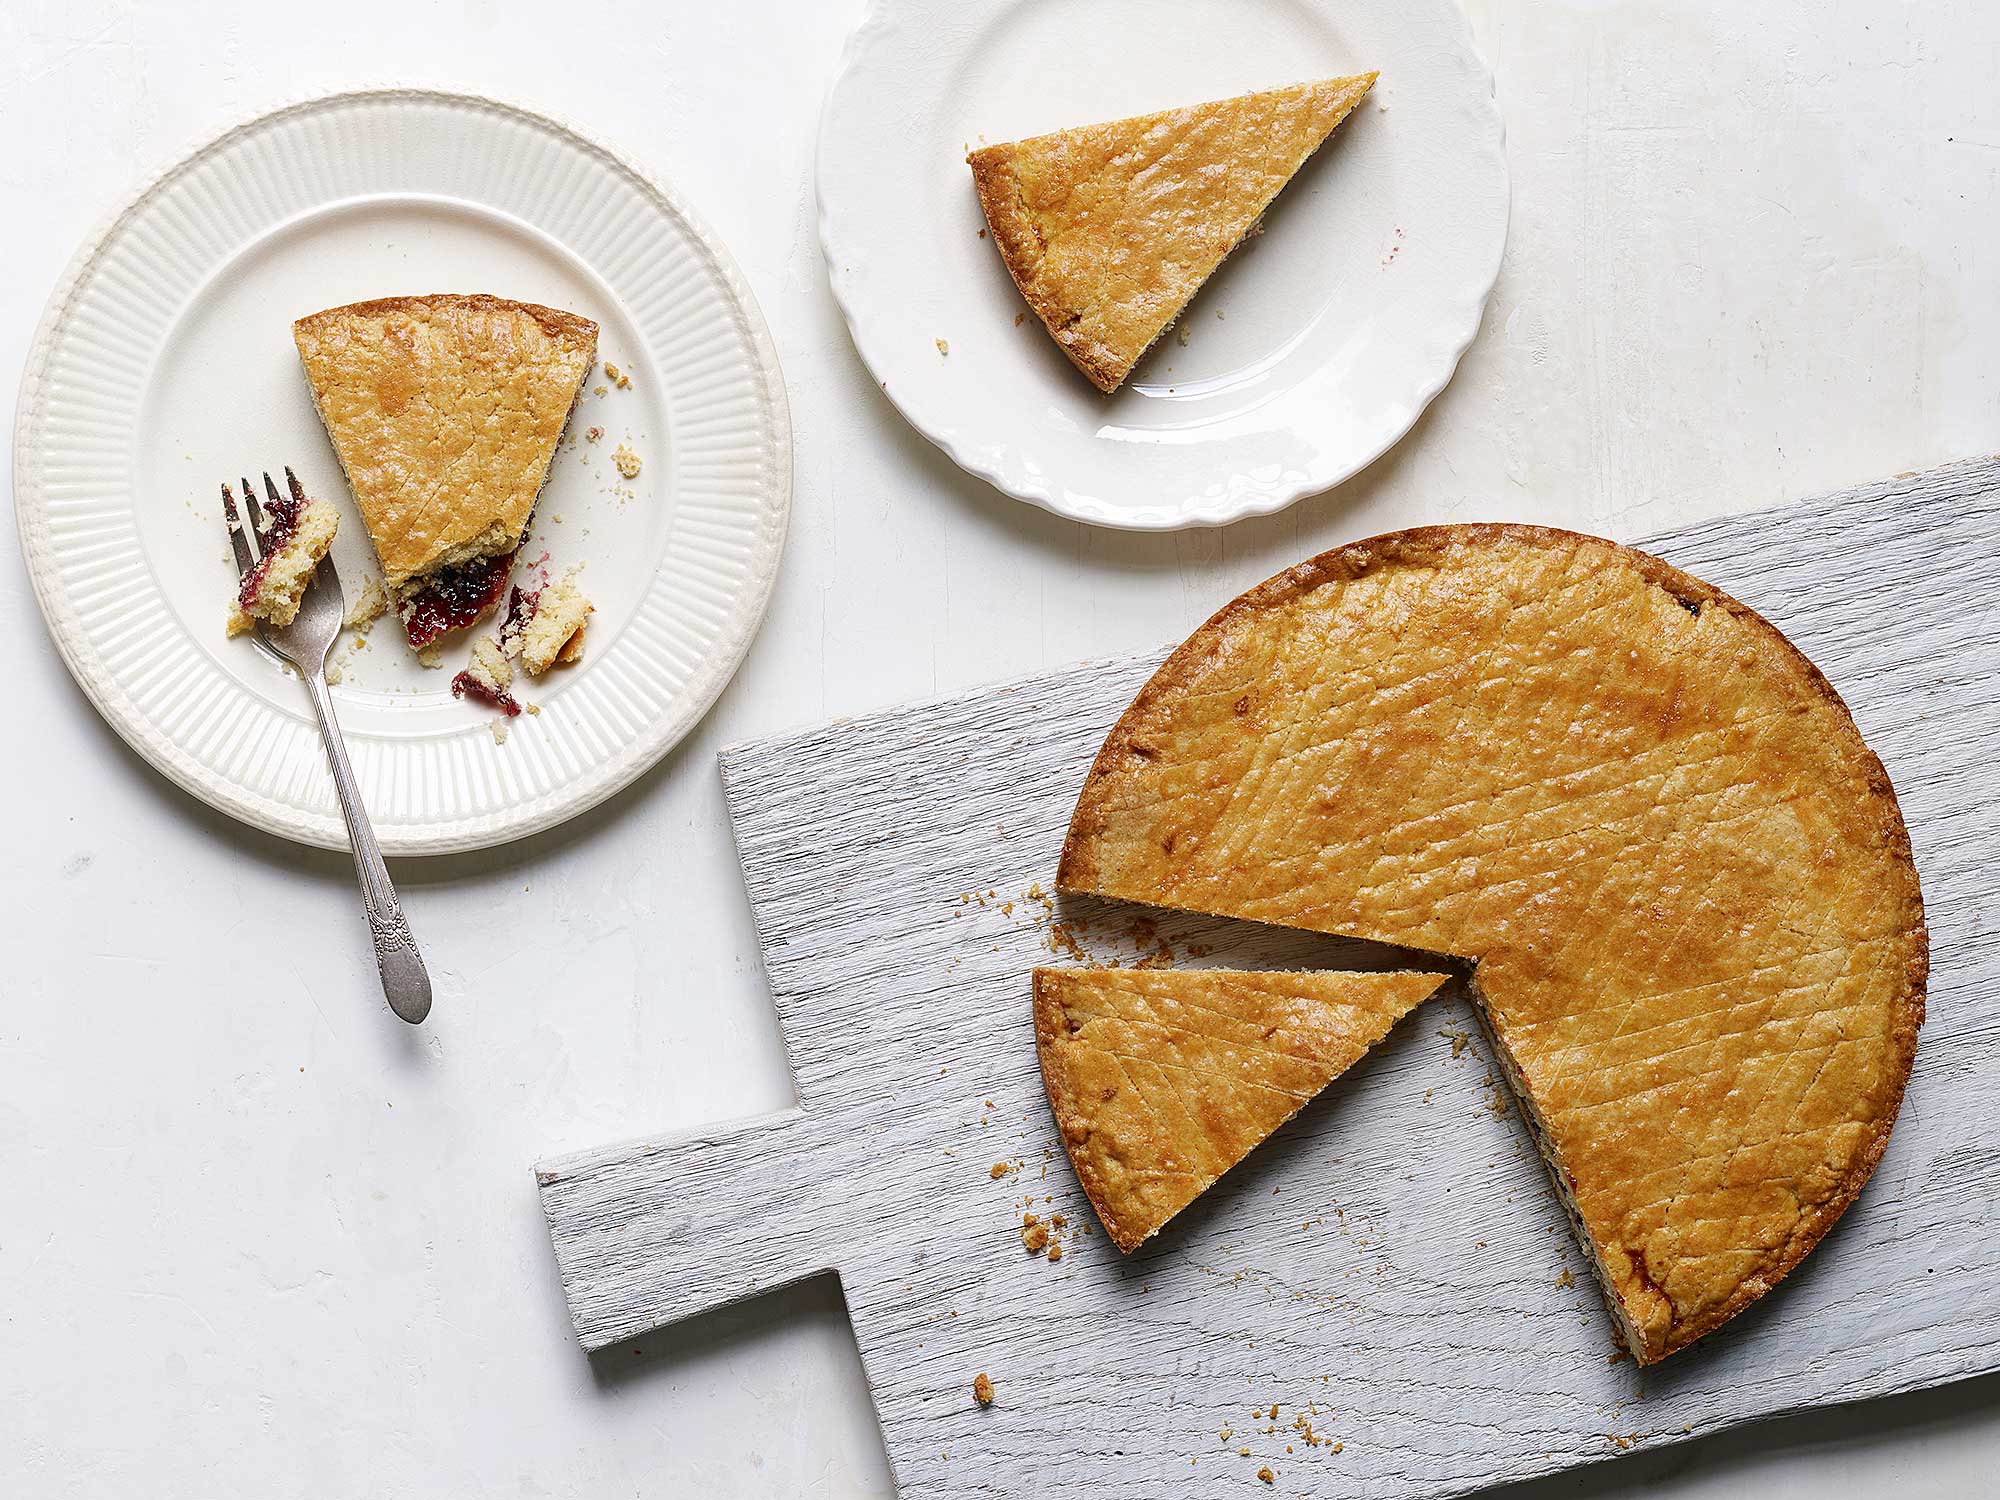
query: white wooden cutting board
[{"left": 537, "top": 457, "right": 2000, "bottom": 1498}]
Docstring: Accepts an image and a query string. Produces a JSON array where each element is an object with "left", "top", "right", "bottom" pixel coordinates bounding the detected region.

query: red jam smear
[
  {"left": 400, "top": 550, "right": 515, "bottom": 649},
  {"left": 449, "top": 670, "right": 521, "bottom": 717},
  {"left": 236, "top": 489, "right": 305, "bottom": 610},
  {"left": 499, "top": 581, "right": 541, "bottom": 638}
]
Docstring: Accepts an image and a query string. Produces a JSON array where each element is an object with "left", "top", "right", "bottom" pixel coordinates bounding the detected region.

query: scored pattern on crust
[
  {"left": 14, "top": 90, "right": 791, "bottom": 853},
  {"left": 968, "top": 75, "right": 1376, "bottom": 392},
  {"left": 1057, "top": 525, "right": 1926, "bottom": 1362},
  {"left": 292, "top": 294, "right": 599, "bottom": 588},
  {"left": 1034, "top": 966, "right": 1447, "bottom": 1250}
]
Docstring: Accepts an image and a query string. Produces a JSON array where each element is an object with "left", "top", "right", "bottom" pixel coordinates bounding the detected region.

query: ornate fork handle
[{"left": 303, "top": 669, "right": 434, "bottom": 1024}]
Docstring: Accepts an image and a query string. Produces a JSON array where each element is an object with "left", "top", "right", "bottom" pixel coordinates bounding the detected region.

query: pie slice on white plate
[
  {"left": 969, "top": 74, "right": 1377, "bottom": 391},
  {"left": 292, "top": 294, "right": 598, "bottom": 652}
]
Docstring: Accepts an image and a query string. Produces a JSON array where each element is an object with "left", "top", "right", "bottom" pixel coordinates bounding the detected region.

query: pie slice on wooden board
[
  {"left": 292, "top": 294, "right": 599, "bottom": 651},
  {"left": 1034, "top": 966, "right": 1449, "bottom": 1251},
  {"left": 968, "top": 73, "right": 1376, "bottom": 392},
  {"left": 1056, "top": 524, "right": 1926, "bottom": 1363}
]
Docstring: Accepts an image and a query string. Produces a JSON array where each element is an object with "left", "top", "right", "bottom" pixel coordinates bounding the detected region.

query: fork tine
[
  {"left": 285, "top": 466, "right": 308, "bottom": 506},
  {"left": 221, "top": 482, "right": 257, "bottom": 573},
  {"left": 241, "top": 475, "right": 267, "bottom": 543},
  {"left": 263, "top": 471, "right": 285, "bottom": 511}
]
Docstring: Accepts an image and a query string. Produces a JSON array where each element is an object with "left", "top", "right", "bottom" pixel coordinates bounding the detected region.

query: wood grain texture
[{"left": 537, "top": 456, "right": 2000, "bottom": 1498}]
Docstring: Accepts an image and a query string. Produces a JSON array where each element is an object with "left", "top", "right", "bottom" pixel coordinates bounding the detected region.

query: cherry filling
[
  {"left": 449, "top": 670, "right": 521, "bottom": 717},
  {"left": 499, "top": 581, "right": 543, "bottom": 639},
  {"left": 236, "top": 491, "right": 304, "bottom": 610},
  {"left": 400, "top": 550, "right": 516, "bottom": 650}
]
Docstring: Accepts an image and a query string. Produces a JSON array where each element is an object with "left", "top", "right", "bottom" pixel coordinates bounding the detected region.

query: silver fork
[{"left": 224, "top": 470, "right": 433, "bottom": 1025}]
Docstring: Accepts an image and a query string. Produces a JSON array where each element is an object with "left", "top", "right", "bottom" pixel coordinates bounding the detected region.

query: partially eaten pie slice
[
  {"left": 1034, "top": 966, "right": 1447, "bottom": 1251},
  {"left": 969, "top": 73, "right": 1376, "bottom": 391},
  {"left": 292, "top": 294, "right": 599, "bottom": 651}
]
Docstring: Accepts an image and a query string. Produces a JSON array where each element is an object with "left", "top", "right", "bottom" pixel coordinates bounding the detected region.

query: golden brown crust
[
  {"left": 1033, "top": 973, "right": 1140, "bottom": 1247},
  {"left": 292, "top": 294, "right": 599, "bottom": 587},
  {"left": 969, "top": 74, "right": 1376, "bottom": 393},
  {"left": 1056, "top": 523, "right": 1926, "bottom": 1362},
  {"left": 1033, "top": 966, "right": 1448, "bottom": 1252},
  {"left": 967, "top": 149, "right": 1122, "bottom": 392},
  {"left": 293, "top": 293, "right": 598, "bottom": 346}
]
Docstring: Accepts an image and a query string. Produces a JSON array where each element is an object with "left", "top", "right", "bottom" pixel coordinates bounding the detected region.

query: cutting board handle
[{"left": 535, "top": 1107, "right": 835, "bottom": 1351}]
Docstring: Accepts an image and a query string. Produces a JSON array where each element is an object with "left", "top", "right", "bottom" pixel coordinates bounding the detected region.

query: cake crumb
[
  {"left": 972, "top": 1372, "right": 994, "bottom": 1406},
  {"left": 989, "top": 1162, "right": 1009, "bottom": 1180},
  {"left": 1020, "top": 1217, "right": 1049, "bottom": 1254},
  {"left": 1047, "top": 1243, "right": 1062, "bottom": 1263},
  {"left": 612, "top": 444, "right": 643, "bottom": 480},
  {"left": 452, "top": 634, "right": 523, "bottom": 718},
  {"left": 603, "top": 361, "right": 632, "bottom": 390},
  {"left": 1257, "top": 1466, "right": 1275, "bottom": 1484},
  {"left": 585, "top": 426, "right": 604, "bottom": 443},
  {"left": 489, "top": 719, "right": 509, "bottom": 745},
  {"left": 1176, "top": 323, "right": 1191, "bottom": 347},
  {"left": 1014, "top": 312, "right": 1026, "bottom": 326},
  {"left": 344, "top": 578, "right": 389, "bottom": 629},
  {"left": 935, "top": 338, "right": 950, "bottom": 356},
  {"left": 1556, "top": 1268, "right": 1575, "bottom": 1288}
]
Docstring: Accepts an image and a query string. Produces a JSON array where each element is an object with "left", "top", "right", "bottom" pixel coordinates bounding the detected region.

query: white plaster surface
[{"left": 0, "top": 2, "right": 1994, "bottom": 1496}]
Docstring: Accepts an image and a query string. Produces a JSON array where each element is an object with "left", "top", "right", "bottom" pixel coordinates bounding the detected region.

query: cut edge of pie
[
  {"left": 1033, "top": 965, "right": 1450, "bottom": 1252},
  {"left": 969, "top": 73, "right": 1376, "bottom": 392},
  {"left": 1054, "top": 523, "right": 1926, "bottom": 1363},
  {"left": 291, "top": 294, "right": 599, "bottom": 651}
]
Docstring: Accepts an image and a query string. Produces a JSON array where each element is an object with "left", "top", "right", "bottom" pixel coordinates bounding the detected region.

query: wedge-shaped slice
[
  {"left": 969, "top": 73, "right": 1376, "bottom": 392},
  {"left": 1057, "top": 525, "right": 1926, "bottom": 1362},
  {"left": 1034, "top": 966, "right": 1447, "bottom": 1251},
  {"left": 292, "top": 294, "right": 599, "bottom": 650}
]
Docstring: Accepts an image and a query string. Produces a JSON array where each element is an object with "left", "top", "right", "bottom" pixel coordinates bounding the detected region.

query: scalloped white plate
[
  {"left": 817, "top": 0, "right": 1507, "bottom": 529},
  {"left": 15, "top": 89, "right": 791, "bottom": 854}
]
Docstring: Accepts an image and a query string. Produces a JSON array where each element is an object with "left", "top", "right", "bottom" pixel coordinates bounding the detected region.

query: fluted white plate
[
  {"left": 818, "top": 0, "right": 1507, "bottom": 529},
  {"left": 15, "top": 89, "right": 791, "bottom": 854}
]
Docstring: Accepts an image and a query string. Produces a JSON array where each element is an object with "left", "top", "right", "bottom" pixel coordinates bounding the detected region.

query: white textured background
[{"left": 1, "top": 1, "right": 1995, "bottom": 1496}]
